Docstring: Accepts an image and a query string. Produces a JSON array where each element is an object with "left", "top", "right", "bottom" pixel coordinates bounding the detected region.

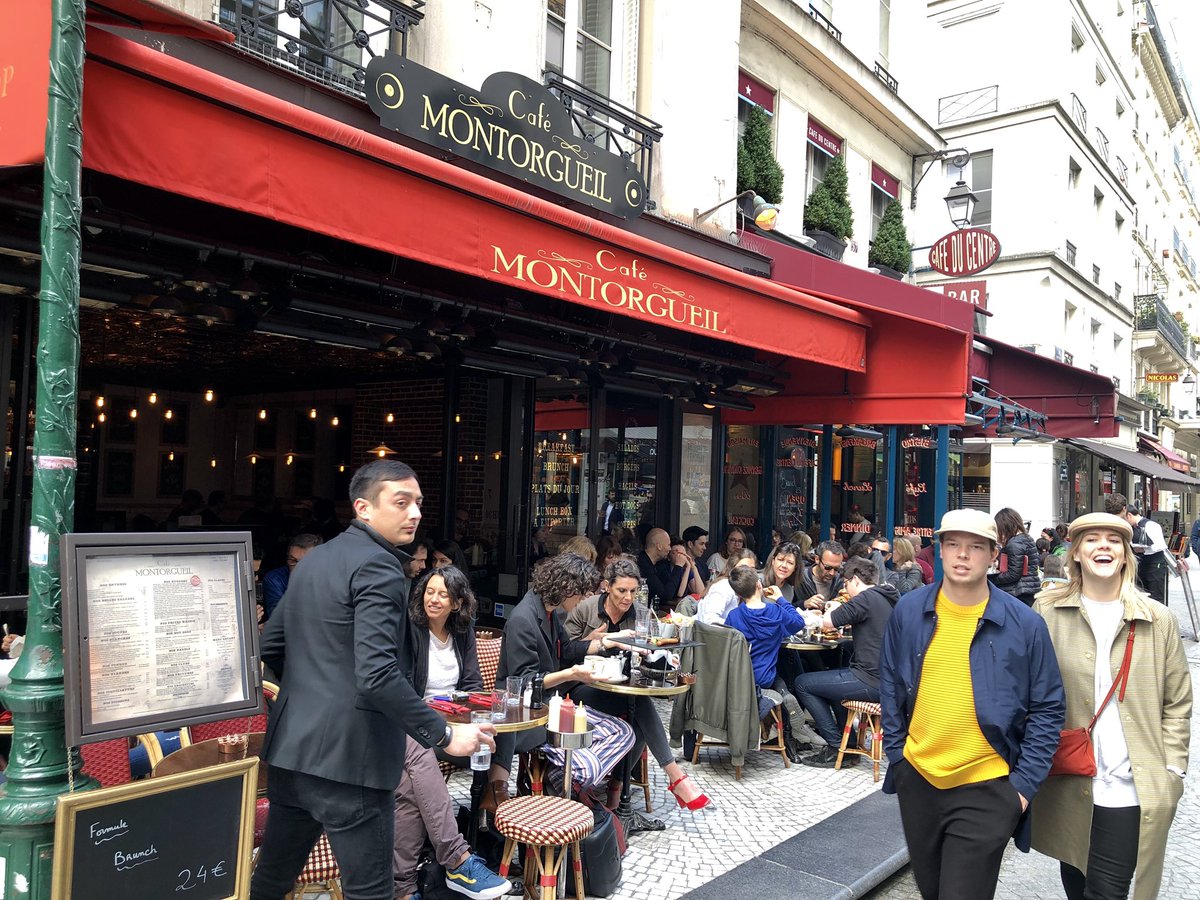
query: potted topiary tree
[
  {"left": 736, "top": 105, "right": 784, "bottom": 209},
  {"left": 868, "top": 199, "right": 912, "bottom": 280},
  {"left": 803, "top": 152, "right": 853, "bottom": 261}
]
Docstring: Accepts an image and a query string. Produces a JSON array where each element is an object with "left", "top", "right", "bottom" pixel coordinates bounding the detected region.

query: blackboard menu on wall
[{"left": 52, "top": 758, "right": 257, "bottom": 899}]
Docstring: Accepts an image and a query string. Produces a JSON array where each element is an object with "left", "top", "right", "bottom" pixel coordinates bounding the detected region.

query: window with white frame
[
  {"left": 870, "top": 164, "right": 899, "bottom": 239},
  {"left": 878, "top": 0, "right": 891, "bottom": 68},
  {"left": 546, "top": 0, "right": 618, "bottom": 99},
  {"left": 806, "top": 119, "right": 842, "bottom": 201},
  {"left": 965, "top": 150, "right": 992, "bottom": 228}
]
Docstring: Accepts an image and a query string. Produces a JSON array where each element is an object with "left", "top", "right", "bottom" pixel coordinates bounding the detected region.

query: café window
[
  {"left": 722, "top": 425, "right": 763, "bottom": 558},
  {"left": 737, "top": 70, "right": 775, "bottom": 138},
  {"left": 546, "top": 0, "right": 622, "bottom": 100},
  {"left": 831, "top": 429, "right": 883, "bottom": 544},
  {"left": 870, "top": 163, "right": 899, "bottom": 239},
  {"left": 679, "top": 413, "right": 714, "bottom": 534},
  {"left": 598, "top": 393, "right": 659, "bottom": 550},
  {"left": 960, "top": 149, "right": 993, "bottom": 229},
  {"left": 806, "top": 118, "right": 843, "bottom": 202},
  {"left": 775, "top": 427, "right": 820, "bottom": 536},
  {"left": 897, "top": 428, "right": 936, "bottom": 539},
  {"left": 533, "top": 386, "right": 591, "bottom": 555}
]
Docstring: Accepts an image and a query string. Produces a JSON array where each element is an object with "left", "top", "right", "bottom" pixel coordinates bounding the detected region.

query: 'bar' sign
[{"left": 928, "top": 228, "right": 1001, "bottom": 277}]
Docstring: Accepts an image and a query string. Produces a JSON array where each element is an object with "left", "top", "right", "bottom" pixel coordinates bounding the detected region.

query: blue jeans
[
  {"left": 250, "top": 765, "right": 395, "bottom": 900},
  {"left": 793, "top": 668, "right": 878, "bottom": 748}
]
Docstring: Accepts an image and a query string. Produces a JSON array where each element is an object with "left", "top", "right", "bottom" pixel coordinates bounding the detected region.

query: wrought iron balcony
[
  {"left": 218, "top": 0, "right": 425, "bottom": 97},
  {"left": 874, "top": 62, "right": 898, "bottom": 94},
  {"left": 1134, "top": 292, "right": 1190, "bottom": 361},
  {"left": 543, "top": 71, "right": 663, "bottom": 211},
  {"left": 1070, "top": 92, "right": 1087, "bottom": 131},
  {"left": 938, "top": 84, "right": 998, "bottom": 125},
  {"left": 807, "top": 5, "right": 842, "bottom": 42}
]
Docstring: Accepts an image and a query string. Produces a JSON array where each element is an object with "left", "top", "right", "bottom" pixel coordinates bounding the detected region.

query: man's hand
[
  {"left": 1017, "top": 791, "right": 1028, "bottom": 813},
  {"left": 804, "top": 595, "right": 826, "bottom": 611},
  {"left": 445, "top": 722, "right": 496, "bottom": 758},
  {"left": 1, "top": 633, "right": 16, "bottom": 654}
]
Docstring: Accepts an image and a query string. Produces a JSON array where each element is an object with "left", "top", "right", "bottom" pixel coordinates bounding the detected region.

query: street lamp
[
  {"left": 694, "top": 189, "right": 779, "bottom": 231},
  {"left": 944, "top": 180, "right": 978, "bottom": 229}
]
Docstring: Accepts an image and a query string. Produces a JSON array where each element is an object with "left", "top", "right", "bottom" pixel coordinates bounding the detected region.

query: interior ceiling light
[
  {"left": 835, "top": 424, "right": 884, "bottom": 440},
  {"left": 414, "top": 341, "right": 440, "bottom": 361},
  {"left": 230, "top": 276, "right": 262, "bottom": 300},
  {"left": 383, "top": 335, "right": 412, "bottom": 355},
  {"left": 369, "top": 443, "right": 395, "bottom": 458},
  {"left": 181, "top": 264, "right": 215, "bottom": 291},
  {"left": 204, "top": 389, "right": 215, "bottom": 402},
  {"left": 149, "top": 295, "right": 186, "bottom": 318},
  {"left": 194, "top": 303, "right": 227, "bottom": 327}
]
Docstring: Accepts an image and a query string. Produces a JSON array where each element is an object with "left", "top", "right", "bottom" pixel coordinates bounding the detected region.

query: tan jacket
[{"left": 1031, "top": 591, "right": 1191, "bottom": 899}]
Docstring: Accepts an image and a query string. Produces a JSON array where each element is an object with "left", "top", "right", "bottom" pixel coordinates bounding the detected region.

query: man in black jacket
[
  {"left": 799, "top": 540, "right": 847, "bottom": 609},
  {"left": 251, "top": 460, "right": 494, "bottom": 900}
]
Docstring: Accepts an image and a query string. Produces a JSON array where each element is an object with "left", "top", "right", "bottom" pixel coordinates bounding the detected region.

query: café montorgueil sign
[
  {"left": 366, "top": 53, "right": 648, "bottom": 219},
  {"left": 928, "top": 227, "right": 1001, "bottom": 277}
]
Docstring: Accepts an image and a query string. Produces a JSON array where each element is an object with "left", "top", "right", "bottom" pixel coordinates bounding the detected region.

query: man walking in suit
[{"left": 251, "top": 460, "right": 494, "bottom": 900}]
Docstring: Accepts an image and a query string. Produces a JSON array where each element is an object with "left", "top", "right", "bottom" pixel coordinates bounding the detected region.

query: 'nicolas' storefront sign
[{"left": 366, "top": 53, "right": 647, "bottom": 219}]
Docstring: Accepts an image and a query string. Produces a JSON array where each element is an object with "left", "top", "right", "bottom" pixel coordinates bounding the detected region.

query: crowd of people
[{"left": 241, "top": 458, "right": 1190, "bottom": 900}]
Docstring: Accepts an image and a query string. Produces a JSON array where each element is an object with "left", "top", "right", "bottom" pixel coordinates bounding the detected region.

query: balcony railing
[
  {"left": 1116, "top": 155, "right": 1128, "bottom": 185},
  {"left": 938, "top": 85, "right": 998, "bottom": 125},
  {"left": 1095, "top": 126, "right": 1110, "bottom": 163},
  {"left": 874, "top": 62, "right": 898, "bottom": 94},
  {"left": 218, "top": 0, "right": 425, "bottom": 97},
  {"left": 543, "top": 71, "right": 664, "bottom": 211},
  {"left": 807, "top": 5, "right": 842, "bottom": 42},
  {"left": 1070, "top": 92, "right": 1087, "bottom": 131},
  {"left": 1134, "top": 292, "right": 1190, "bottom": 361}
]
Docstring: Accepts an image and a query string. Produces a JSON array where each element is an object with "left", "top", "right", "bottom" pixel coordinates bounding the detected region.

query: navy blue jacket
[
  {"left": 1190, "top": 518, "right": 1200, "bottom": 557},
  {"left": 878, "top": 581, "right": 1065, "bottom": 852}
]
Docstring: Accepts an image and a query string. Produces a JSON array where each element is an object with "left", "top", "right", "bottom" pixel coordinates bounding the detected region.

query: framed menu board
[{"left": 61, "top": 532, "right": 261, "bottom": 746}]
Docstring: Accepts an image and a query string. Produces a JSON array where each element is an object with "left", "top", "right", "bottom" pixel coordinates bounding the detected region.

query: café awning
[
  {"left": 1070, "top": 439, "right": 1200, "bottom": 490},
  {"left": 1139, "top": 436, "right": 1193, "bottom": 473}
]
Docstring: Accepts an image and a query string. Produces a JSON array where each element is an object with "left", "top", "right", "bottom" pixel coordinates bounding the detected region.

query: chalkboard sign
[{"left": 51, "top": 758, "right": 257, "bottom": 899}]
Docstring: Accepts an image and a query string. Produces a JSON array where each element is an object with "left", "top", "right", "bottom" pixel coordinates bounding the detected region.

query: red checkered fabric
[
  {"left": 295, "top": 832, "right": 340, "bottom": 884},
  {"left": 189, "top": 716, "right": 267, "bottom": 743},
  {"left": 253, "top": 798, "right": 271, "bottom": 847},
  {"left": 841, "top": 700, "right": 882, "bottom": 716},
  {"left": 493, "top": 796, "right": 593, "bottom": 846},
  {"left": 438, "top": 758, "right": 460, "bottom": 781},
  {"left": 477, "top": 638, "right": 502, "bottom": 693},
  {"left": 81, "top": 738, "right": 132, "bottom": 787}
]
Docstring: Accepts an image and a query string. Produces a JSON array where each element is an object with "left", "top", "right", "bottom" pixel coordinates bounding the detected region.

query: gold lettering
[
  {"left": 600, "top": 280, "right": 627, "bottom": 308},
  {"left": 507, "top": 133, "right": 531, "bottom": 169},
  {"left": 644, "top": 291, "right": 668, "bottom": 319},
  {"left": 527, "top": 140, "right": 548, "bottom": 179},
  {"left": 596, "top": 249, "right": 617, "bottom": 272},
  {"left": 625, "top": 286, "right": 648, "bottom": 314},
  {"left": 491, "top": 245, "right": 526, "bottom": 280},
  {"left": 525, "top": 259, "right": 559, "bottom": 289},
  {"left": 421, "top": 96, "right": 450, "bottom": 136},
  {"left": 447, "top": 107, "right": 474, "bottom": 145},
  {"left": 1, "top": 65, "right": 14, "bottom": 99}
]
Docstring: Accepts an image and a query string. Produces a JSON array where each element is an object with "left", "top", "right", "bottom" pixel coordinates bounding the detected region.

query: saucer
[{"left": 595, "top": 673, "right": 628, "bottom": 684}]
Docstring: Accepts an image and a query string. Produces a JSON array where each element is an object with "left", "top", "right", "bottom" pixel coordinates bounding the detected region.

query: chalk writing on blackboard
[
  {"left": 177, "top": 860, "right": 228, "bottom": 892},
  {"left": 89, "top": 818, "right": 129, "bottom": 844}
]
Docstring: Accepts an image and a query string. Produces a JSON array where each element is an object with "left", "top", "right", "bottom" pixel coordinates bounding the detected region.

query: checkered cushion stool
[
  {"left": 290, "top": 832, "right": 343, "bottom": 900},
  {"left": 494, "top": 795, "right": 593, "bottom": 900},
  {"left": 837, "top": 700, "right": 884, "bottom": 782}
]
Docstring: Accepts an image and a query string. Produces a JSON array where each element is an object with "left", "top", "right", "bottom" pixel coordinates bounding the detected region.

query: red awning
[
  {"left": 1139, "top": 436, "right": 1192, "bottom": 473},
  {"left": 725, "top": 230, "right": 974, "bottom": 426},
  {"left": 971, "top": 337, "right": 1118, "bottom": 438},
  {"left": 88, "top": 0, "right": 234, "bottom": 42},
  {"left": 72, "top": 27, "right": 868, "bottom": 375}
]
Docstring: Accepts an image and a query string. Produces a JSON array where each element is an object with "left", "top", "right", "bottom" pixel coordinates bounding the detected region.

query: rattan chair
[{"left": 836, "top": 700, "right": 883, "bottom": 782}]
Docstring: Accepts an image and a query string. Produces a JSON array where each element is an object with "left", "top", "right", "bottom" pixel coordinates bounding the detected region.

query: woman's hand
[{"left": 567, "top": 663, "right": 599, "bottom": 683}]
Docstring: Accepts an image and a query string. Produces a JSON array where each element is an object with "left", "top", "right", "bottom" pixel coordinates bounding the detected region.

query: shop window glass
[
  {"left": 679, "top": 413, "right": 713, "bottom": 534},
  {"left": 532, "top": 382, "right": 590, "bottom": 556},
  {"left": 598, "top": 393, "right": 658, "bottom": 551},
  {"left": 806, "top": 145, "right": 833, "bottom": 202},
  {"left": 897, "top": 428, "right": 936, "bottom": 540},
  {"left": 775, "top": 427, "right": 819, "bottom": 536},
  {"left": 962, "top": 451, "right": 992, "bottom": 512},
  {"left": 722, "top": 425, "right": 763, "bottom": 558},
  {"left": 833, "top": 431, "right": 882, "bottom": 544}
]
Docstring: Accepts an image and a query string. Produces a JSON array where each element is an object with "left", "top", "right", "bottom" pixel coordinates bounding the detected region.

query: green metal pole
[{"left": 0, "top": 0, "right": 95, "bottom": 893}]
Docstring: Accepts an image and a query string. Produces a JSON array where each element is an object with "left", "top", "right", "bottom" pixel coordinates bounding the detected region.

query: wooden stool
[
  {"left": 759, "top": 705, "right": 791, "bottom": 769},
  {"left": 290, "top": 832, "right": 342, "bottom": 899},
  {"left": 629, "top": 748, "right": 652, "bottom": 812},
  {"left": 837, "top": 700, "right": 883, "bottom": 782},
  {"left": 494, "top": 795, "right": 593, "bottom": 900}
]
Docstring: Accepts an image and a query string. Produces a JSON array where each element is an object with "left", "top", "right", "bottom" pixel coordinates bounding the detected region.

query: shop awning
[
  {"left": 1070, "top": 439, "right": 1200, "bottom": 490},
  {"left": 54, "top": 24, "right": 869, "bottom": 377},
  {"left": 725, "top": 229, "right": 974, "bottom": 426},
  {"left": 972, "top": 337, "right": 1118, "bottom": 438},
  {"left": 1139, "top": 436, "right": 1193, "bottom": 473}
]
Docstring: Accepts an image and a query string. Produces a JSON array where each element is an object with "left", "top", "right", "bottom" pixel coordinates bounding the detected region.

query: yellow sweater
[{"left": 904, "top": 591, "right": 1009, "bottom": 788}]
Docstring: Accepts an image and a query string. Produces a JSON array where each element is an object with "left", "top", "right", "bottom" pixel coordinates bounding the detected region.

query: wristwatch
[{"left": 436, "top": 724, "right": 453, "bottom": 748}]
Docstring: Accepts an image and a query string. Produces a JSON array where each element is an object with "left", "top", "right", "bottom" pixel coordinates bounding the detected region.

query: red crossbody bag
[{"left": 1049, "top": 621, "right": 1135, "bottom": 777}]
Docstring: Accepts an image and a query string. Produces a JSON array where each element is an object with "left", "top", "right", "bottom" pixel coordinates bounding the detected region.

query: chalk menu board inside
[
  {"left": 61, "top": 532, "right": 262, "bottom": 746},
  {"left": 52, "top": 758, "right": 257, "bottom": 900}
]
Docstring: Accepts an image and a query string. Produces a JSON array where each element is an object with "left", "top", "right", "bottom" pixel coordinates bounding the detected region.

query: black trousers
[
  {"left": 894, "top": 759, "right": 1023, "bottom": 900},
  {"left": 1138, "top": 561, "right": 1169, "bottom": 605},
  {"left": 1059, "top": 805, "right": 1140, "bottom": 900},
  {"left": 250, "top": 765, "right": 395, "bottom": 900}
]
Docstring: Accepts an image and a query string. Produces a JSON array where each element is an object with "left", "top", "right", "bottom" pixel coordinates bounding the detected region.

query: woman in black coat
[{"left": 990, "top": 507, "right": 1041, "bottom": 604}]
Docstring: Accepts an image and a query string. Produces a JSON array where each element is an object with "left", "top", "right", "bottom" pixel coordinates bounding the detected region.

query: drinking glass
[
  {"left": 491, "top": 690, "right": 507, "bottom": 723},
  {"left": 505, "top": 677, "right": 523, "bottom": 708},
  {"left": 635, "top": 605, "right": 652, "bottom": 641},
  {"left": 470, "top": 710, "right": 491, "bottom": 771}
]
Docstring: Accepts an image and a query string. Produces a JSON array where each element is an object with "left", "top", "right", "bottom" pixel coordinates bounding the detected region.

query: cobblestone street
[{"left": 867, "top": 571, "right": 1200, "bottom": 900}]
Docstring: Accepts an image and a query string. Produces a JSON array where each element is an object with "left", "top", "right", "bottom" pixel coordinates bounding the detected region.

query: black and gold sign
[{"left": 366, "top": 53, "right": 647, "bottom": 219}]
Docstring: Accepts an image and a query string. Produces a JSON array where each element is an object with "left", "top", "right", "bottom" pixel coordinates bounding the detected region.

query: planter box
[
  {"left": 805, "top": 228, "right": 847, "bottom": 262},
  {"left": 871, "top": 263, "right": 905, "bottom": 281}
]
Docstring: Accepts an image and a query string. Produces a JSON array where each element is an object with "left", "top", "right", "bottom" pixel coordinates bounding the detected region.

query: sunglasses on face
[{"left": 819, "top": 561, "right": 842, "bottom": 573}]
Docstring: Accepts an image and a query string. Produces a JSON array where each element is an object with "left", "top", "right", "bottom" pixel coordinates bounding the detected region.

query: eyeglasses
[{"left": 818, "top": 561, "right": 842, "bottom": 573}]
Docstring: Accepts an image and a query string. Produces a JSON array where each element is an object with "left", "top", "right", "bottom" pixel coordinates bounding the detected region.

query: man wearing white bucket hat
[{"left": 879, "top": 509, "right": 1065, "bottom": 900}]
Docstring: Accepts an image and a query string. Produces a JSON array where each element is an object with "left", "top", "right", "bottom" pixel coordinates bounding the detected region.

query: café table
[
  {"left": 152, "top": 731, "right": 267, "bottom": 795},
  {"left": 435, "top": 698, "right": 548, "bottom": 847},
  {"left": 589, "top": 677, "right": 691, "bottom": 836}
]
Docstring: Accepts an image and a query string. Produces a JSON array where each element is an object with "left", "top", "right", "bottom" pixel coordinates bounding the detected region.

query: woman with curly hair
[{"left": 485, "top": 553, "right": 635, "bottom": 809}]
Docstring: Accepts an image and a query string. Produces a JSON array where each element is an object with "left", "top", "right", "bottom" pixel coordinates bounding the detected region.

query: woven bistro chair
[
  {"left": 289, "top": 832, "right": 342, "bottom": 900},
  {"left": 180, "top": 680, "right": 278, "bottom": 747},
  {"left": 836, "top": 700, "right": 884, "bottom": 782},
  {"left": 494, "top": 795, "right": 593, "bottom": 900}
]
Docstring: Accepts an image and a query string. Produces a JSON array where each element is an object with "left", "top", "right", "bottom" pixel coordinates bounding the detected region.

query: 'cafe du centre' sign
[
  {"left": 928, "top": 227, "right": 1001, "bottom": 278},
  {"left": 366, "top": 53, "right": 648, "bottom": 219}
]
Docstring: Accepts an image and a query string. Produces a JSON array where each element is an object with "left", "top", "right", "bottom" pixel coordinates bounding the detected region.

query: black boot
[{"left": 782, "top": 718, "right": 810, "bottom": 763}]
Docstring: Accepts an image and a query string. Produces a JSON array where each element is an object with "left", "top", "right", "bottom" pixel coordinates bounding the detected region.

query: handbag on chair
[{"left": 1049, "top": 621, "right": 1135, "bottom": 777}]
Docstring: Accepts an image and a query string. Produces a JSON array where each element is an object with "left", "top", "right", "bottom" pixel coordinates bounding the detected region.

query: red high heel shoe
[{"left": 667, "top": 774, "right": 711, "bottom": 811}]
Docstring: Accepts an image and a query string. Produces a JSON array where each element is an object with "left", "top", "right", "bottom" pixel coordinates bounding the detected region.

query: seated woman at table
[
  {"left": 394, "top": 566, "right": 510, "bottom": 900},
  {"left": 760, "top": 541, "right": 804, "bottom": 605},
  {"left": 885, "top": 538, "right": 923, "bottom": 595},
  {"left": 696, "top": 550, "right": 757, "bottom": 625},
  {"left": 486, "top": 553, "right": 636, "bottom": 809},
  {"left": 724, "top": 565, "right": 811, "bottom": 760},
  {"left": 565, "top": 558, "right": 711, "bottom": 810}
]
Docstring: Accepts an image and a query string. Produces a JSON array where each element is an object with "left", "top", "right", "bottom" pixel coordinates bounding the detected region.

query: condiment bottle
[
  {"left": 530, "top": 673, "right": 545, "bottom": 709},
  {"left": 547, "top": 693, "right": 562, "bottom": 731},
  {"left": 559, "top": 696, "right": 576, "bottom": 733},
  {"left": 574, "top": 702, "right": 587, "bottom": 733}
]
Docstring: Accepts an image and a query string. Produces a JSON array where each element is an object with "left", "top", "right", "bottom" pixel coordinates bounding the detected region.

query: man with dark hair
[
  {"left": 403, "top": 538, "right": 431, "bottom": 581},
  {"left": 879, "top": 509, "right": 1064, "bottom": 900},
  {"left": 800, "top": 540, "right": 846, "bottom": 609},
  {"left": 681, "top": 525, "right": 709, "bottom": 562},
  {"left": 261, "top": 533, "right": 324, "bottom": 619},
  {"left": 252, "top": 460, "right": 494, "bottom": 900},
  {"left": 795, "top": 557, "right": 899, "bottom": 767},
  {"left": 1105, "top": 492, "right": 1174, "bottom": 603}
]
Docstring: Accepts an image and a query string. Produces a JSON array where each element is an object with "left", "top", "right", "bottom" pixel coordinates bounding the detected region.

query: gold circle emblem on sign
[
  {"left": 624, "top": 179, "right": 642, "bottom": 208},
  {"left": 377, "top": 73, "right": 404, "bottom": 110}
]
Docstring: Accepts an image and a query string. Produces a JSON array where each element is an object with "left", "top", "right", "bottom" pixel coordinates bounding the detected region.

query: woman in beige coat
[{"left": 1032, "top": 513, "right": 1191, "bottom": 899}]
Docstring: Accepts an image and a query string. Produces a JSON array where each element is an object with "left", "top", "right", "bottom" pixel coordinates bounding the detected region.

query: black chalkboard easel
[{"left": 51, "top": 758, "right": 257, "bottom": 899}]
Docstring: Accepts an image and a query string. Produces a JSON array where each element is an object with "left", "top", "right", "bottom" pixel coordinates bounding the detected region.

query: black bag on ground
[{"left": 574, "top": 802, "right": 625, "bottom": 898}]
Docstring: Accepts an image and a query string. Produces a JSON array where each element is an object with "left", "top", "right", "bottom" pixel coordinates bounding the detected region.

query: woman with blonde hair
[
  {"left": 787, "top": 531, "right": 814, "bottom": 565},
  {"left": 1032, "top": 513, "right": 1191, "bottom": 900},
  {"left": 559, "top": 534, "right": 597, "bottom": 564},
  {"left": 697, "top": 548, "right": 757, "bottom": 625},
  {"left": 885, "top": 537, "right": 922, "bottom": 595}
]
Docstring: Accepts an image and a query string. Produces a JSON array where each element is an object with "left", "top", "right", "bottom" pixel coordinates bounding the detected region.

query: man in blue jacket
[{"left": 879, "top": 509, "right": 1064, "bottom": 900}]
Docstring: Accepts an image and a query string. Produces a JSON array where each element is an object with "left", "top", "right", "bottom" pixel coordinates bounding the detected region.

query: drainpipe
[
  {"left": 933, "top": 425, "right": 950, "bottom": 581},
  {"left": 0, "top": 0, "right": 98, "bottom": 892}
]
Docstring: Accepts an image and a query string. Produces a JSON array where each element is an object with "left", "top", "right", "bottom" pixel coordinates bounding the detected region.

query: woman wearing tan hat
[{"left": 1032, "top": 512, "right": 1191, "bottom": 900}]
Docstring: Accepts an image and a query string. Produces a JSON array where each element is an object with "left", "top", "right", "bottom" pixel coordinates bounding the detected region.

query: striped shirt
[{"left": 904, "top": 591, "right": 1009, "bottom": 788}]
